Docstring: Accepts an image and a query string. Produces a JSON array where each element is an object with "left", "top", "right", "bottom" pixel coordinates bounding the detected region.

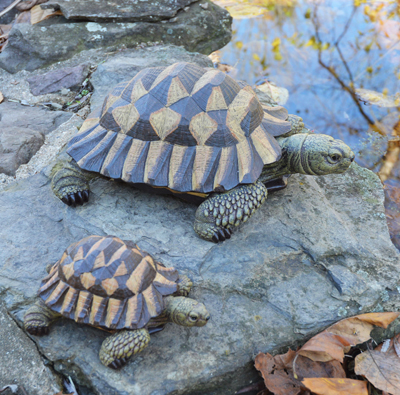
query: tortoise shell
[
  {"left": 38, "top": 236, "right": 179, "bottom": 330},
  {"left": 67, "top": 62, "right": 291, "bottom": 194}
]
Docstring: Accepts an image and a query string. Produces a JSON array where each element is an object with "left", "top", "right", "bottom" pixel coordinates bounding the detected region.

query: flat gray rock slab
[
  {"left": 27, "top": 63, "right": 91, "bottom": 96},
  {"left": 0, "top": 304, "right": 61, "bottom": 395},
  {"left": 43, "top": 0, "right": 197, "bottom": 22},
  {"left": 0, "top": 161, "right": 399, "bottom": 394},
  {"left": 0, "top": 102, "right": 72, "bottom": 175},
  {"left": 0, "top": 126, "right": 45, "bottom": 176},
  {"left": 90, "top": 45, "right": 213, "bottom": 110},
  {"left": 0, "top": 1, "right": 231, "bottom": 73},
  {"left": 0, "top": 102, "right": 71, "bottom": 134}
]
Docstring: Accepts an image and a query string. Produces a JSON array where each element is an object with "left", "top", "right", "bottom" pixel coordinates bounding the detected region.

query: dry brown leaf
[
  {"left": 17, "top": 0, "right": 48, "bottom": 11},
  {"left": 0, "top": 92, "right": 3, "bottom": 104},
  {"left": 298, "top": 312, "right": 400, "bottom": 363},
  {"left": 355, "top": 342, "right": 400, "bottom": 395},
  {"left": 211, "top": 0, "right": 269, "bottom": 19},
  {"left": 14, "top": 10, "right": 31, "bottom": 24},
  {"left": 255, "top": 351, "right": 307, "bottom": 395},
  {"left": 255, "top": 349, "right": 346, "bottom": 395},
  {"left": 256, "top": 80, "right": 289, "bottom": 105},
  {"left": 31, "top": 4, "right": 62, "bottom": 24},
  {"left": 0, "top": 24, "right": 12, "bottom": 36},
  {"left": 302, "top": 378, "right": 368, "bottom": 395}
]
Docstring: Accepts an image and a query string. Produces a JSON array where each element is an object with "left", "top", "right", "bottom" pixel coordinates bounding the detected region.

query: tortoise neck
[
  {"left": 259, "top": 134, "right": 309, "bottom": 183},
  {"left": 164, "top": 296, "right": 185, "bottom": 325}
]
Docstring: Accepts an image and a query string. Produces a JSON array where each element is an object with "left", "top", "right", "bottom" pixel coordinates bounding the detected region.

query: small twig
[
  {"left": 19, "top": 386, "right": 28, "bottom": 395},
  {"left": 292, "top": 353, "right": 300, "bottom": 379},
  {"left": 0, "top": 0, "right": 22, "bottom": 18}
]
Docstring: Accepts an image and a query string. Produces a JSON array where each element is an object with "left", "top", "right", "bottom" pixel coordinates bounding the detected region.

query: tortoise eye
[
  {"left": 330, "top": 154, "right": 341, "bottom": 162},
  {"left": 189, "top": 313, "right": 198, "bottom": 322}
]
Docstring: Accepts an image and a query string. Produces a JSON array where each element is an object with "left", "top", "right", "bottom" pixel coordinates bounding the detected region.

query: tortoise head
[
  {"left": 285, "top": 133, "right": 355, "bottom": 175},
  {"left": 165, "top": 297, "right": 210, "bottom": 327}
]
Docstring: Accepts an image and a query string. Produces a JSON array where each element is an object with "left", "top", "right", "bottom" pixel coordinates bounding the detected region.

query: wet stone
[
  {"left": 27, "top": 63, "right": 91, "bottom": 96},
  {"left": 42, "top": 0, "right": 198, "bottom": 22}
]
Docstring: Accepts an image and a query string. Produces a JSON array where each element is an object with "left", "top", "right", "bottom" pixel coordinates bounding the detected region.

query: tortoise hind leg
[
  {"left": 193, "top": 181, "right": 268, "bottom": 242},
  {"left": 51, "top": 158, "right": 93, "bottom": 207},
  {"left": 24, "top": 299, "right": 61, "bottom": 336},
  {"left": 99, "top": 328, "right": 150, "bottom": 369}
]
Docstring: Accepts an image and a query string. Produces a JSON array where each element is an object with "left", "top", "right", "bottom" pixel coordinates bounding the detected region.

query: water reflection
[{"left": 213, "top": 0, "right": 400, "bottom": 247}]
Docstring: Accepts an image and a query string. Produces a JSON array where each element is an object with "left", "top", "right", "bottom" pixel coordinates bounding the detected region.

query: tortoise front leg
[
  {"left": 51, "top": 158, "right": 93, "bottom": 207},
  {"left": 99, "top": 328, "right": 150, "bottom": 369},
  {"left": 176, "top": 275, "right": 192, "bottom": 297},
  {"left": 193, "top": 181, "right": 268, "bottom": 242},
  {"left": 24, "top": 299, "right": 61, "bottom": 336}
]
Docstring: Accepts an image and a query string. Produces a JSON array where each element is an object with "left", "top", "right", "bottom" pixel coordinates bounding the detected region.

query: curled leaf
[
  {"left": 298, "top": 312, "right": 400, "bottom": 363},
  {"left": 302, "top": 378, "right": 368, "bottom": 395},
  {"left": 355, "top": 341, "right": 400, "bottom": 395}
]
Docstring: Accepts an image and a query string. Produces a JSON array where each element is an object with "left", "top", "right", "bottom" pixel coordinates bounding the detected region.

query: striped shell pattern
[
  {"left": 38, "top": 236, "right": 179, "bottom": 330},
  {"left": 67, "top": 62, "right": 292, "bottom": 194}
]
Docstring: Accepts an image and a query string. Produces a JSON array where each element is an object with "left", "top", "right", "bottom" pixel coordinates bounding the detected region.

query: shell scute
[
  {"left": 68, "top": 62, "right": 291, "bottom": 194},
  {"left": 38, "top": 236, "right": 179, "bottom": 330}
]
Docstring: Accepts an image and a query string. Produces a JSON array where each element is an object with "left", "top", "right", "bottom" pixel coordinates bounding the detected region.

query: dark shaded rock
[
  {"left": 0, "top": 1, "right": 231, "bottom": 73},
  {"left": 90, "top": 45, "right": 213, "bottom": 110},
  {"left": 0, "top": 102, "right": 72, "bottom": 175},
  {"left": 0, "top": 304, "right": 62, "bottom": 394},
  {"left": 0, "top": 0, "right": 18, "bottom": 24},
  {"left": 0, "top": 126, "right": 45, "bottom": 175},
  {"left": 42, "top": 0, "right": 197, "bottom": 22},
  {"left": 0, "top": 159, "right": 399, "bottom": 394},
  {"left": 27, "top": 62, "right": 91, "bottom": 96}
]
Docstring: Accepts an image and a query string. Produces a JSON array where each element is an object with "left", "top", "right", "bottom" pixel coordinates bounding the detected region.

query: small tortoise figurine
[
  {"left": 52, "top": 62, "right": 355, "bottom": 242},
  {"left": 24, "top": 235, "right": 210, "bottom": 369}
]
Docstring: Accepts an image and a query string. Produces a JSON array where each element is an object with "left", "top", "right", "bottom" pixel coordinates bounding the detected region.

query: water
[{"left": 213, "top": 0, "right": 400, "bottom": 247}]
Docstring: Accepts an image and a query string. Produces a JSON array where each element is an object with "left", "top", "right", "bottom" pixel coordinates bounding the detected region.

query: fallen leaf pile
[{"left": 253, "top": 312, "right": 400, "bottom": 395}]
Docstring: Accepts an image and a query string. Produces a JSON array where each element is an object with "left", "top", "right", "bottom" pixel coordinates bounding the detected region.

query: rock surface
[
  {"left": 0, "top": 0, "right": 231, "bottom": 73},
  {"left": 0, "top": 102, "right": 72, "bottom": 175},
  {"left": 0, "top": 304, "right": 61, "bottom": 395},
  {"left": 0, "top": 0, "right": 18, "bottom": 24},
  {"left": 0, "top": 160, "right": 399, "bottom": 394},
  {"left": 0, "top": 126, "right": 45, "bottom": 176},
  {"left": 0, "top": 42, "right": 399, "bottom": 395},
  {"left": 27, "top": 63, "right": 91, "bottom": 96},
  {"left": 43, "top": 0, "right": 198, "bottom": 22}
]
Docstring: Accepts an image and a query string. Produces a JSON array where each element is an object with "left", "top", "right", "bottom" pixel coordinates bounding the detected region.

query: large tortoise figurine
[
  {"left": 24, "top": 235, "right": 210, "bottom": 369},
  {"left": 52, "top": 62, "right": 355, "bottom": 242}
]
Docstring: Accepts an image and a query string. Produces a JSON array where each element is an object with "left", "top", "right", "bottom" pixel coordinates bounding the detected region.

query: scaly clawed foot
[{"left": 61, "top": 190, "right": 90, "bottom": 207}]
